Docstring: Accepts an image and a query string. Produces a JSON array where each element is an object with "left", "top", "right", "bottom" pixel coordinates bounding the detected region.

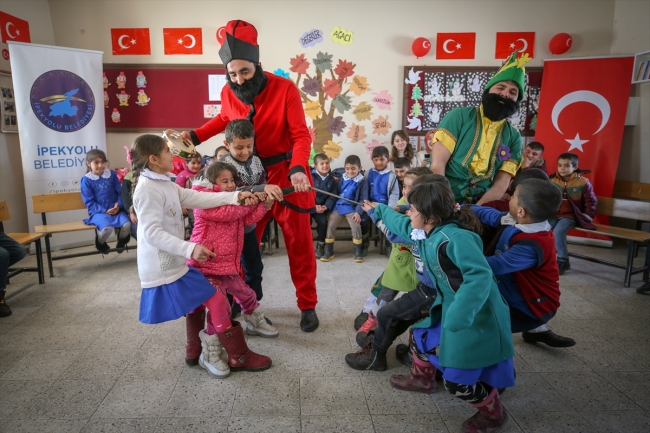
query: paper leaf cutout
[
  {"left": 331, "top": 26, "right": 353, "bottom": 46},
  {"left": 365, "top": 139, "right": 384, "bottom": 157},
  {"left": 372, "top": 115, "right": 391, "bottom": 136},
  {"left": 304, "top": 100, "right": 323, "bottom": 120},
  {"left": 353, "top": 101, "right": 373, "bottom": 121},
  {"left": 273, "top": 68, "right": 290, "bottom": 79},
  {"left": 299, "top": 29, "right": 323, "bottom": 48},
  {"left": 322, "top": 78, "right": 341, "bottom": 99},
  {"left": 323, "top": 140, "right": 343, "bottom": 160},
  {"left": 332, "top": 94, "right": 352, "bottom": 114},
  {"left": 350, "top": 75, "right": 369, "bottom": 96},
  {"left": 346, "top": 123, "right": 367, "bottom": 143},
  {"left": 334, "top": 59, "right": 354, "bottom": 80},
  {"left": 314, "top": 51, "right": 333, "bottom": 73},
  {"left": 372, "top": 90, "right": 393, "bottom": 110},
  {"left": 290, "top": 53, "right": 310, "bottom": 74},
  {"left": 327, "top": 116, "right": 347, "bottom": 136},
  {"left": 301, "top": 77, "right": 320, "bottom": 97},
  {"left": 308, "top": 125, "right": 317, "bottom": 143}
]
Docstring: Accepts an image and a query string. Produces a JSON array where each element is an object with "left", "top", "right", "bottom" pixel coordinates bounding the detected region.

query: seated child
[
  {"left": 549, "top": 152, "right": 597, "bottom": 275},
  {"left": 472, "top": 178, "right": 576, "bottom": 348},
  {"left": 520, "top": 141, "right": 547, "bottom": 174},
  {"left": 81, "top": 149, "right": 131, "bottom": 254},
  {"left": 393, "top": 157, "right": 412, "bottom": 198},
  {"left": 202, "top": 145, "right": 229, "bottom": 168},
  {"left": 0, "top": 231, "right": 28, "bottom": 317},
  {"left": 311, "top": 153, "right": 337, "bottom": 258},
  {"left": 321, "top": 155, "right": 368, "bottom": 263},
  {"left": 351, "top": 175, "right": 514, "bottom": 433},
  {"left": 120, "top": 147, "right": 138, "bottom": 240},
  {"left": 365, "top": 146, "right": 399, "bottom": 256}
]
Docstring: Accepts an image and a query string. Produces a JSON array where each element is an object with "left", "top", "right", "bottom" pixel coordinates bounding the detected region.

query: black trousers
[{"left": 311, "top": 212, "right": 328, "bottom": 242}]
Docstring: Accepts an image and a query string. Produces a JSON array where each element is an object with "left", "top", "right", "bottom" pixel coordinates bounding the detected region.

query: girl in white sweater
[{"left": 131, "top": 134, "right": 270, "bottom": 378}]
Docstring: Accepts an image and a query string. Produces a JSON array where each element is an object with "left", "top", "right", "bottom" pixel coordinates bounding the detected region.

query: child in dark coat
[{"left": 310, "top": 153, "right": 337, "bottom": 258}]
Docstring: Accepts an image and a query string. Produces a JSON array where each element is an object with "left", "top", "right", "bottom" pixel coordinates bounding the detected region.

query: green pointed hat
[{"left": 484, "top": 50, "right": 531, "bottom": 102}]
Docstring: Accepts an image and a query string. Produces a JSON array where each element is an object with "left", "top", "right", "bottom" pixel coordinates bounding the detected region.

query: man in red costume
[{"left": 181, "top": 20, "right": 319, "bottom": 332}]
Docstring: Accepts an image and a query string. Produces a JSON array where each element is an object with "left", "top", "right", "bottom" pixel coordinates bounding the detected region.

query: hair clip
[{"left": 454, "top": 203, "right": 461, "bottom": 214}]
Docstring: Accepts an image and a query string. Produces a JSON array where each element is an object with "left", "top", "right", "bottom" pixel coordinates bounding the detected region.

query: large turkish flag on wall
[
  {"left": 535, "top": 56, "right": 634, "bottom": 196},
  {"left": 0, "top": 11, "right": 31, "bottom": 43},
  {"left": 163, "top": 28, "right": 203, "bottom": 55},
  {"left": 111, "top": 28, "right": 151, "bottom": 55},
  {"left": 436, "top": 33, "right": 475, "bottom": 59}
]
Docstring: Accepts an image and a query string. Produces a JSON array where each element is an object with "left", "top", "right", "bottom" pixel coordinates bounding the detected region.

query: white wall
[
  {"left": 611, "top": 0, "right": 650, "bottom": 183},
  {"left": 0, "top": 0, "right": 55, "bottom": 232}
]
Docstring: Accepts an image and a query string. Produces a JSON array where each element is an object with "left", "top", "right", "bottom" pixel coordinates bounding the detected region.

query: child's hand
[
  {"left": 129, "top": 211, "right": 138, "bottom": 225},
  {"left": 421, "top": 158, "right": 430, "bottom": 167},
  {"left": 352, "top": 212, "right": 361, "bottom": 224},
  {"left": 316, "top": 205, "right": 326, "bottom": 213},
  {"left": 361, "top": 200, "right": 377, "bottom": 213},
  {"left": 393, "top": 206, "right": 401, "bottom": 212},
  {"left": 253, "top": 191, "right": 268, "bottom": 201},
  {"left": 238, "top": 191, "right": 258, "bottom": 206},
  {"left": 264, "top": 184, "right": 284, "bottom": 201},
  {"left": 182, "top": 207, "right": 188, "bottom": 216},
  {"left": 106, "top": 203, "right": 119, "bottom": 215},
  {"left": 263, "top": 198, "right": 274, "bottom": 210},
  {"left": 191, "top": 244, "right": 215, "bottom": 262}
]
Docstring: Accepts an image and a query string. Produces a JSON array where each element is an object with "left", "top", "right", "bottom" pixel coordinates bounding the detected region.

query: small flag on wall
[
  {"left": 436, "top": 33, "right": 475, "bottom": 60},
  {"left": 163, "top": 28, "right": 203, "bottom": 55},
  {"left": 111, "top": 28, "right": 151, "bottom": 55},
  {"left": 0, "top": 11, "right": 31, "bottom": 43},
  {"left": 495, "top": 32, "right": 535, "bottom": 59}
]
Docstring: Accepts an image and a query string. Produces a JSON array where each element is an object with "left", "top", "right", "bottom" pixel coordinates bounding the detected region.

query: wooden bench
[
  {"left": 613, "top": 180, "right": 650, "bottom": 201},
  {"left": 0, "top": 200, "right": 46, "bottom": 284},
  {"left": 568, "top": 196, "right": 650, "bottom": 288},
  {"left": 32, "top": 192, "right": 133, "bottom": 277}
]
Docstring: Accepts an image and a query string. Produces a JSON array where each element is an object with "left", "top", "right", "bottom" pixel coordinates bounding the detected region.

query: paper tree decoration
[
  {"left": 411, "top": 84, "right": 423, "bottom": 100},
  {"left": 409, "top": 101, "right": 423, "bottom": 117}
]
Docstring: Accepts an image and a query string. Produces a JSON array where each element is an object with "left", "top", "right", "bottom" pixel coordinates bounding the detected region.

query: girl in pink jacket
[{"left": 187, "top": 162, "right": 278, "bottom": 378}]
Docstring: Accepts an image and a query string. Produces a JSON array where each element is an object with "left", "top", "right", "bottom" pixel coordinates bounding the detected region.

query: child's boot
[
  {"left": 315, "top": 241, "right": 326, "bottom": 259},
  {"left": 355, "top": 311, "right": 377, "bottom": 347},
  {"left": 344, "top": 341, "right": 387, "bottom": 371},
  {"left": 244, "top": 307, "right": 279, "bottom": 338},
  {"left": 360, "top": 233, "right": 370, "bottom": 257},
  {"left": 557, "top": 257, "right": 571, "bottom": 275},
  {"left": 389, "top": 346, "right": 437, "bottom": 393},
  {"left": 198, "top": 329, "right": 231, "bottom": 379},
  {"left": 94, "top": 235, "right": 110, "bottom": 255},
  {"left": 217, "top": 320, "right": 272, "bottom": 372},
  {"left": 461, "top": 387, "right": 508, "bottom": 433},
  {"left": 185, "top": 309, "right": 205, "bottom": 366},
  {"left": 320, "top": 238, "right": 335, "bottom": 262},
  {"left": 353, "top": 238, "right": 364, "bottom": 263},
  {"left": 116, "top": 231, "right": 130, "bottom": 252}
]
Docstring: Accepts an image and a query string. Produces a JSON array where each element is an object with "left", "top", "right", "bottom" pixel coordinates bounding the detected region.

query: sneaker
[
  {"left": 522, "top": 330, "right": 576, "bottom": 347},
  {"left": 355, "top": 313, "right": 377, "bottom": 347},
  {"left": 344, "top": 343, "right": 387, "bottom": 371},
  {"left": 245, "top": 308, "right": 279, "bottom": 338},
  {"left": 353, "top": 311, "right": 369, "bottom": 331}
]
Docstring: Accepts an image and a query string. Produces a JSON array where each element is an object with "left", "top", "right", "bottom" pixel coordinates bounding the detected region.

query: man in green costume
[{"left": 430, "top": 51, "right": 531, "bottom": 204}]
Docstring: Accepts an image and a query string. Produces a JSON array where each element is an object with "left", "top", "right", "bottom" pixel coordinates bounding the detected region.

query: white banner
[{"left": 9, "top": 42, "right": 105, "bottom": 248}]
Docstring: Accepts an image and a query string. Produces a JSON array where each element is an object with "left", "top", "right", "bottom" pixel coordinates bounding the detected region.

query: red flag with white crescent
[
  {"left": 163, "top": 28, "right": 203, "bottom": 55},
  {"left": 435, "top": 33, "right": 475, "bottom": 60},
  {"left": 535, "top": 56, "right": 634, "bottom": 197},
  {"left": 111, "top": 28, "right": 151, "bottom": 55},
  {"left": 0, "top": 11, "right": 31, "bottom": 43},
  {"left": 495, "top": 32, "right": 535, "bottom": 59}
]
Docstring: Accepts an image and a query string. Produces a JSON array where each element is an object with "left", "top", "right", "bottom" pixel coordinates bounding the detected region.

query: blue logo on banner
[{"left": 30, "top": 70, "right": 95, "bottom": 133}]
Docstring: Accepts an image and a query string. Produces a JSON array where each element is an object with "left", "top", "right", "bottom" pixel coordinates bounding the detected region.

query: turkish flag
[
  {"left": 436, "top": 33, "right": 475, "bottom": 59},
  {"left": 535, "top": 56, "right": 634, "bottom": 197},
  {"left": 0, "top": 11, "right": 31, "bottom": 43},
  {"left": 495, "top": 32, "right": 535, "bottom": 59},
  {"left": 163, "top": 28, "right": 203, "bottom": 55},
  {"left": 111, "top": 28, "right": 151, "bottom": 55}
]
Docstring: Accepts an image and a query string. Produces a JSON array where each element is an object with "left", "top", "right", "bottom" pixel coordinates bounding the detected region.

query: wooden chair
[{"left": 0, "top": 200, "right": 46, "bottom": 284}]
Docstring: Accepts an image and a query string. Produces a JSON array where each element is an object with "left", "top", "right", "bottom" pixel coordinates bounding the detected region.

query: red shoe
[
  {"left": 462, "top": 387, "right": 508, "bottom": 433},
  {"left": 185, "top": 309, "right": 205, "bottom": 366},
  {"left": 355, "top": 312, "right": 377, "bottom": 347},
  {"left": 216, "top": 321, "right": 272, "bottom": 372},
  {"left": 389, "top": 349, "right": 437, "bottom": 394}
]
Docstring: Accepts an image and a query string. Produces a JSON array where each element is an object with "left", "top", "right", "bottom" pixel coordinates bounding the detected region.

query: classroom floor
[{"left": 0, "top": 238, "right": 649, "bottom": 433}]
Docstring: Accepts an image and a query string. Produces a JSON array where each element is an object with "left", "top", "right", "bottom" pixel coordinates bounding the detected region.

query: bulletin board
[
  {"left": 402, "top": 66, "right": 543, "bottom": 137},
  {"left": 103, "top": 64, "right": 226, "bottom": 131}
]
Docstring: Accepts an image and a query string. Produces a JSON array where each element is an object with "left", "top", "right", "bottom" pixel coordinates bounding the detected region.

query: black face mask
[
  {"left": 481, "top": 91, "right": 519, "bottom": 121},
  {"left": 227, "top": 64, "right": 267, "bottom": 105}
]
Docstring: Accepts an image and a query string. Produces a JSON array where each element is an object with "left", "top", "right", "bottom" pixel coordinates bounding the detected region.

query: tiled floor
[{"left": 1, "top": 239, "right": 649, "bottom": 432}]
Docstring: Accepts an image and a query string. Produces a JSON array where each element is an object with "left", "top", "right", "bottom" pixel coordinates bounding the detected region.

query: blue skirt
[
  {"left": 139, "top": 267, "right": 216, "bottom": 324},
  {"left": 413, "top": 321, "right": 515, "bottom": 389},
  {"left": 84, "top": 211, "right": 130, "bottom": 231}
]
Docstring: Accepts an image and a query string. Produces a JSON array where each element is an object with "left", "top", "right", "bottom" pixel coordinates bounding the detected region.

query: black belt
[{"left": 258, "top": 151, "right": 293, "bottom": 167}]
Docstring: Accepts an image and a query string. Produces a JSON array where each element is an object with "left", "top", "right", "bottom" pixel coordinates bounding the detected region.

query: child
[
  {"left": 214, "top": 145, "right": 229, "bottom": 161},
  {"left": 472, "top": 178, "right": 576, "bottom": 347},
  {"left": 120, "top": 147, "right": 138, "bottom": 240},
  {"left": 349, "top": 175, "right": 514, "bottom": 433},
  {"left": 365, "top": 146, "right": 399, "bottom": 256},
  {"left": 321, "top": 155, "right": 368, "bottom": 263},
  {"left": 81, "top": 149, "right": 131, "bottom": 254},
  {"left": 0, "top": 232, "right": 27, "bottom": 317},
  {"left": 549, "top": 152, "right": 597, "bottom": 275},
  {"left": 188, "top": 162, "right": 278, "bottom": 343},
  {"left": 393, "top": 157, "right": 412, "bottom": 198},
  {"left": 388, "top": 130, "right": 424, "bottom": 170},
  {"left": 175, "top": 152, "right": 202, "bottom": 188},
  {"left": 311, "top": 153, "right": 337, "bottom": 258},
  {"left": 520, "top": 141, "right": 547, "bottom": 174},
  {"left": 131, "top": 134, "right": 270, "bottom": 379},
  {"left": 482, "top": 167, "right": 550, "bottom": 213}
]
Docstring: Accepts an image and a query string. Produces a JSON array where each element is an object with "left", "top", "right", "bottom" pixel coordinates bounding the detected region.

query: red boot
[
  {"left": 216, "top": 320, "right": 272, "bottom": 372},
  {"left": 462, "top": 387, "right": 508, "bottom": 433},
  {"left": 185, "top": 309, "right": 205, "bottom": 366},
  {"left": 389, "top": 349, "right": 437, "bottom": 394}
]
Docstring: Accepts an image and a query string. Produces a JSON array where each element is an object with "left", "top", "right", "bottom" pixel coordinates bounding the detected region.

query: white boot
[
  {"left": 198, "top": 329, "right": 230, "bottom": 378},
  {"left": 244, "top": 307, "right": 279, "bottom": 338}
]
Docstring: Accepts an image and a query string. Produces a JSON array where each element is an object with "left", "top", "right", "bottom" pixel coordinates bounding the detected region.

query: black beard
[
  {"left": 227, "top": 64, "right": 267, "bottom": 105},
  {"left": 481, "top": 91, "right": 519, "bottom": 121}
]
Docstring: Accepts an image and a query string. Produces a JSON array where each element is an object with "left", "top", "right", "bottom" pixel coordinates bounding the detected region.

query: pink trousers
[{"left": 197, "top": 274, "right": 260, "bottom": 334}]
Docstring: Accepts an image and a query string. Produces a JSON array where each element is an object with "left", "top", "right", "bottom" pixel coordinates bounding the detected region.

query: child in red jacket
[
  {"left": 186, "top": 162, "right": 278, "bottom": 379},
  {"left": 549, "top": 153, "right": 598, "bottom": 275}
]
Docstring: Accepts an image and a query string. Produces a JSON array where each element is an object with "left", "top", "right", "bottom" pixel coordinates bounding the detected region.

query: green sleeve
[
  {"left": 442, "top": 231, "right": 496, "bottom": 332},
  {"left": 434, "top": 107, "right": 472, "bottom": 154},
  {"left": 373, "top": 204, "right": 413, "bottom": 241}
]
